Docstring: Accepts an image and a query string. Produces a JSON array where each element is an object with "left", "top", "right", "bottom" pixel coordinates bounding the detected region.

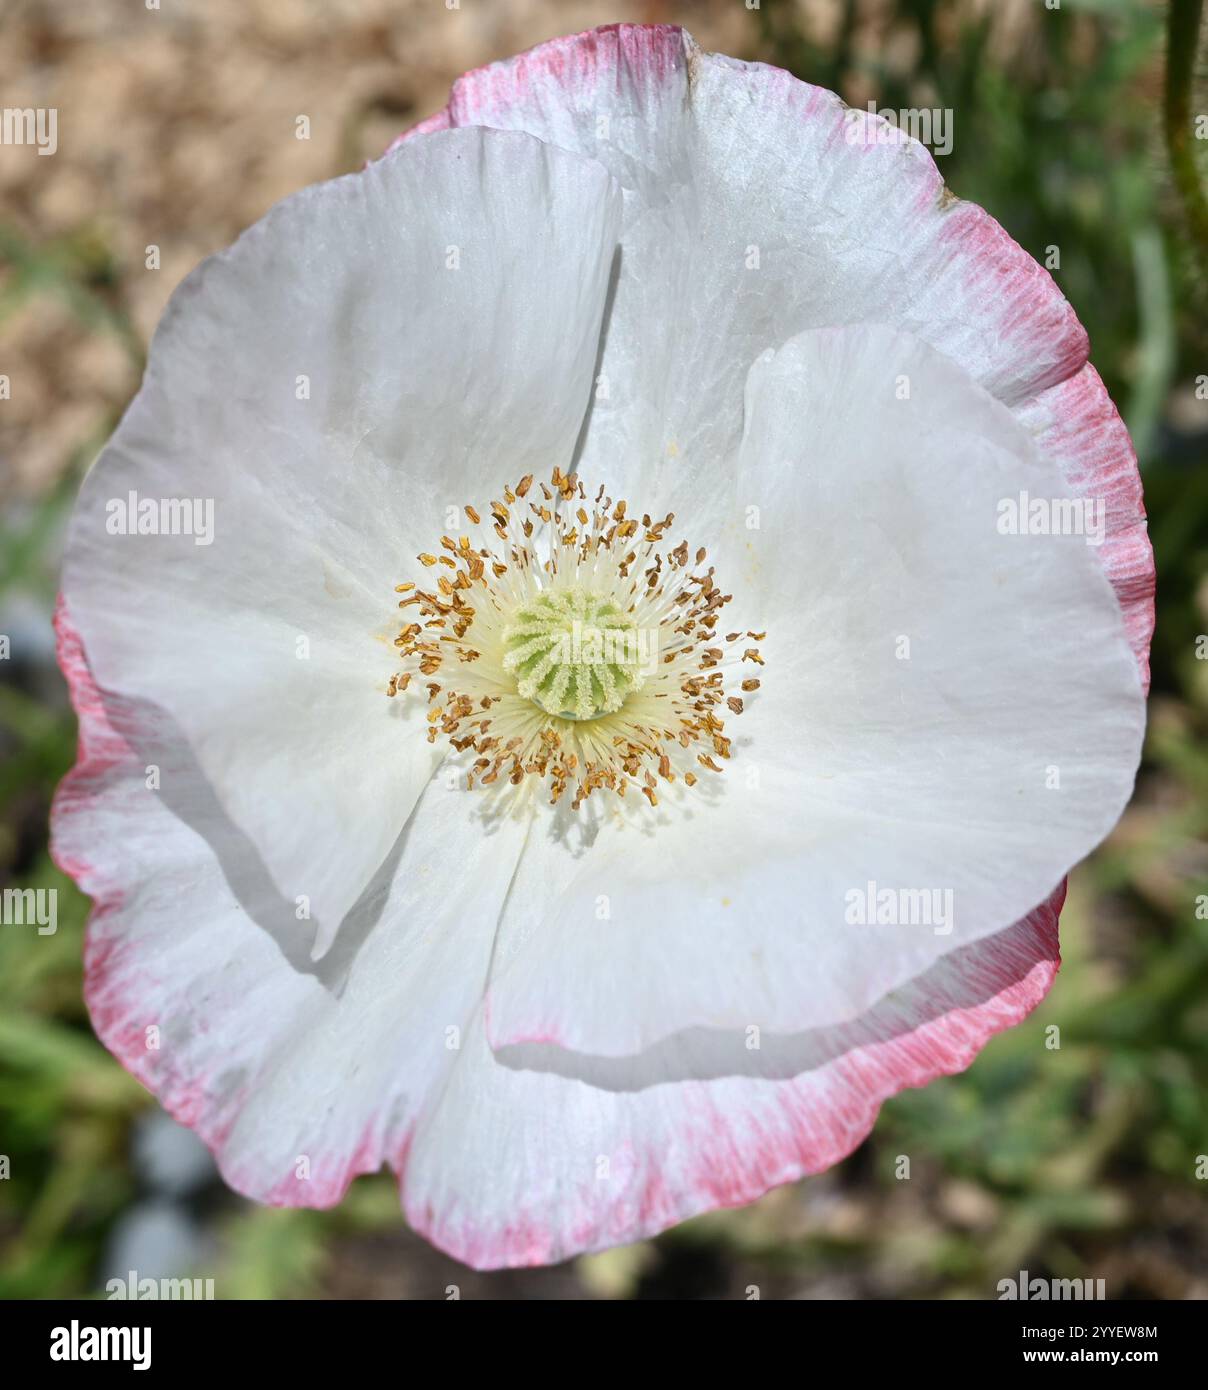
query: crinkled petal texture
[
  {"left": 55, "top": 605, "right": 1067, "bottom": 1266},
  {"left": 55, "top": 24, "right": 1153, "bottom": 1268},
  {"left": 60, "top": 126, "right": 624, "bottom": 958},
  {"left": 482, "top": 323, "right": 1144, "bottom": 1056},
  {"left": 393, "top": 24, "right": 1152, "bottom": 671}
]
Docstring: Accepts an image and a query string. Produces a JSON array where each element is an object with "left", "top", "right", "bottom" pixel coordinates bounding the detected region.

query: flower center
[
  {"left": 387, "top": 468, "right": 764, "bottom": 810},
  {"left": 502, "top": 586, "right": 647, "bottom": 721}
]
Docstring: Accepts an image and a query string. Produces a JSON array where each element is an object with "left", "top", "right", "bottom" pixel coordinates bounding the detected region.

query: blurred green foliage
[{"left": 0, "top": 0, "right": 1205, "bottom": 1298}]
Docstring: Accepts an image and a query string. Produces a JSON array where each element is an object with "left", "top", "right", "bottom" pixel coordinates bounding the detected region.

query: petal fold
[
  {"left": 61, "top": 127, "right": 623, "bottom": 951},
  {"left": 481, "top": 324, "right": 1145, "bottom": 1057}
]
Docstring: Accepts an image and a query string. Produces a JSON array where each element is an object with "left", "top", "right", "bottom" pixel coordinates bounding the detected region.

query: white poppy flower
[{"left": 53, "top": 25, "right": 1153, "bottom": 1268}]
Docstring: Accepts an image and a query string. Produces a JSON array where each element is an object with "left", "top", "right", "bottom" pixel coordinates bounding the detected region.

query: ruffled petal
[
  {"left": 396, "top": 20, "right": 1152, "bottom": 732},
  {"left": 406, "top": 893, "right": 1062, "bottom": 1268},
  {"left": 1014, "top": 364, "right": 1155, "bottom": 691},
  {"left": 53, "top": 600, "right": 528, "bottom": 1204},
  {"left": 482, "top": 325, "right": 1145, "bottom": 1056},
  {"left": 395, "top": 24, "right": 1088, "bottom": 530},
  {"left": 60, "top": 128, "right": 623, "bottom": 955},
  {"left": 54, "top": 600, "right": 1061, "bottom": 1268},
  {"left": 53, "top": 23, "right": 1157, "bottom": 1268}
]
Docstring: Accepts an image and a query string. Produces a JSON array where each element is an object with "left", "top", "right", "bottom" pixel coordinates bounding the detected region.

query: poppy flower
[{"left": 53, "top": 24, "right": 1152, "bottom": 1268}]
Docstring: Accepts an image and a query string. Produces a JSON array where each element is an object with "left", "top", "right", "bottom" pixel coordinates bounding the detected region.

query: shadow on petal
[{"left": 493, "top": 894, "right": 1061, "bottom": 1092}]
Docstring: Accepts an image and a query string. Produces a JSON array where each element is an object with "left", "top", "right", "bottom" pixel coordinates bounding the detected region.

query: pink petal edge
[
  {"left": 51, "top": 594, "right": 1062, "bottom": 1266},
  {"left": 50, "top": 22, "right": 1154, "bottom": 1267}
]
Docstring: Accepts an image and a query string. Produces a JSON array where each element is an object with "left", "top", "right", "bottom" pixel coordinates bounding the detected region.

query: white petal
[
  {"left": 61, "top": 128, "right": 623, "bottom": 952},
  {"left": 54, "top": 604, "right": 1062, "bottom": 1268},
  {"left": 480, "top": 324, "right": 1145, "bottom": 1056},
  {"left": 55, "top": 603, "right": 528, "bottom": 1199},
  {"left": 404, "top": 25, "right": 1088, "bottom": 527},
  {"left": 404, "top": 894, "right": 1063, "bottom": 1268}
]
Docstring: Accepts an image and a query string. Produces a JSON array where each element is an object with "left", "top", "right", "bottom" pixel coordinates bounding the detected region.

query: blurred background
[{"left": 1, "top": 0, "right": 1206, "bottom": 1299}]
